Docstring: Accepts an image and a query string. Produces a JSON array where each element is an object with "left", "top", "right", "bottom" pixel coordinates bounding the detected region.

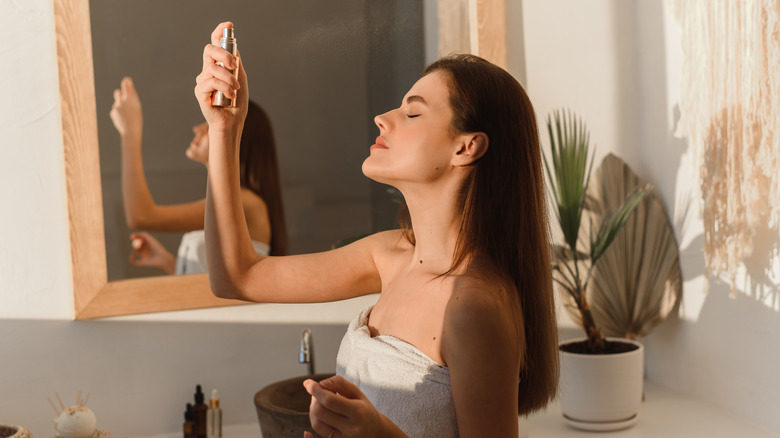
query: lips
[{"left": 371, "top": 136, "right": 389, "bottom": 150}]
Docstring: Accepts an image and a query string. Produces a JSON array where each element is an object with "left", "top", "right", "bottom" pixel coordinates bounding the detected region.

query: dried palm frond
[{"left": 562, "top": 154, "right": 682, "bottom": 339}]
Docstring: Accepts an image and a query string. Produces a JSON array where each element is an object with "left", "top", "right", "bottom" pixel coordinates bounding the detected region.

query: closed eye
[{"left": 407, "top": 114, "right": 421, "bottom": 118}]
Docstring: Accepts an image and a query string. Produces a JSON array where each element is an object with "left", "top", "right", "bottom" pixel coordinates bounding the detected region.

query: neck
[{"left": 401, "top": 179, "right": 465, "bottom": 272}]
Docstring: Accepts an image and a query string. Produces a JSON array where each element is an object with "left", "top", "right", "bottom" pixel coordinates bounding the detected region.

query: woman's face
[
  {"left": 362, "top": 70, "right": 460, "bottom": 187},
  {"left": 186, "top": 122, "right": 209, "bottom": 164}
]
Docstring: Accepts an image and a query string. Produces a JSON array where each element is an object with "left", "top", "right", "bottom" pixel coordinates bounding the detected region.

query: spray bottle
[{"left": 212, "top": 27, "right": 239, "bottom": 108}]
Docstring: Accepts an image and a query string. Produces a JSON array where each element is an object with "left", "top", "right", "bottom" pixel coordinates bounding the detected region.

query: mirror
[
  {"left": 90, "top": 1, "right": 424, "bottom": 282},
  {"left": 56, "top": 0, "right": 504, "bottom": 319}
]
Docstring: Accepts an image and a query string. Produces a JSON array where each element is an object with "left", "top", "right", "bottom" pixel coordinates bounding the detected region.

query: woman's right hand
[
  {"left": 194, "top": 21, "right": 248, "bottom": 135},
  {"left": 129, "top": 232, "right": 176, "bottom": 275},
  {"left": 110, "top": 77, "right": 143, "bottom": 141}
]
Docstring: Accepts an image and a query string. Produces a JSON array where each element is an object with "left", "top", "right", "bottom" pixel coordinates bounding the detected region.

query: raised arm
[
  {"left": 110, "top": 77, "right": 207, "bottom": 232},
  {"left": 195, "top": 22, "right": 382, "bottom": 303}
]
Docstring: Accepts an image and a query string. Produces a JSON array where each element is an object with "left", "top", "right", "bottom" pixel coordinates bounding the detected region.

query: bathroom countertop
[
  {"left": 523, "top": 379, "right": 777, "bottom": 437},
  {"left": 108, "top": 294, "right": 380, "bottom": 324},
  {"left": 141, "top": 380, "right": 778, "bottom": 438}
]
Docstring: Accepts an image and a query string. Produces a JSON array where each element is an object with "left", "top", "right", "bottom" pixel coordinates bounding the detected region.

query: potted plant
[{"left": 543, "top": 109, "right": 652, "bottom": 431}]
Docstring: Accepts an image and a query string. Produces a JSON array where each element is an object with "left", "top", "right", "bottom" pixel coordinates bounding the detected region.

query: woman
[
  {"left": 110, "top": 77, "right": 287, "bottom": 274},
  {"left": 196, "top": 22, "right": 557, "bottom": 437}
]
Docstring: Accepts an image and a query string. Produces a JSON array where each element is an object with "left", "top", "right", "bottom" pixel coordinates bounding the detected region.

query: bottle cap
[
  {"left": 222, "top": 28, "right": 234, "bottom": 39},
  {"left": 195, "top": 385, "right": 204, "bottom": 404},
  {"left": 210, "top": 389, "right": 220, "bottom": 408}
]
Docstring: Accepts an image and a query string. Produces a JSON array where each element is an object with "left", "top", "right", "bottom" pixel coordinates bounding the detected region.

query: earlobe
[{"left": 453, "top": 133, "right": 489, "bottom": 166}]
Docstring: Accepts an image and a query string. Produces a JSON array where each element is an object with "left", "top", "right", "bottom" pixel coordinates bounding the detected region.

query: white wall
[
  {"left": 0, "top": 1, "right": 73, "bottom": 320},
  {"left": 518, "top": 0, "right": 780, "bottom": 434}
]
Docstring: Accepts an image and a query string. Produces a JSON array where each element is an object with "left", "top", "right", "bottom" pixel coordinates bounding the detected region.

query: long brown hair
[
  {"left": 239, "top": 100, "right": 288, "bottom": 256},
  {"left": 398, "top": 54, "right": 558, "bottom": 414}
]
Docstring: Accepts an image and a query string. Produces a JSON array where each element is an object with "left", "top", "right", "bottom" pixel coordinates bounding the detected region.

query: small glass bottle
[
  {"left": 207, "top": 389, "right": 222, "bottom": 438},
  {"left": 192, "top": 385, "right": 208, "bottom": 438},
  {"left": 183, "top": 403, "right": 196, "bottom": 438}
]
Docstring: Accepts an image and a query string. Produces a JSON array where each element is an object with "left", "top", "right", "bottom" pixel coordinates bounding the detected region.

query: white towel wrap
[{"left": 336, "top": 306, "right": 459, "bottom": 437}]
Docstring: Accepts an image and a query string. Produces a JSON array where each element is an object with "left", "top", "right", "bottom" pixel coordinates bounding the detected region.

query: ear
[{"left": 452, "top": 132, "right": 489, "bottom": 166}]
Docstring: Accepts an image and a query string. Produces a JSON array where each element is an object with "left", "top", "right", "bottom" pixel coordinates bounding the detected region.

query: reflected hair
[
  {"left": 397, "top": 54, "right": 559, "bottom": 414},
  {"left": 240, "top": 100, "right": 288, "bottom": 256}
]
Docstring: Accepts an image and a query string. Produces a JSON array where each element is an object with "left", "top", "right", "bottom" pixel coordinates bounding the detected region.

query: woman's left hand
[
  {"left": 303, "top": 376, "right": 406, "bottom": 438},
  {"left": 129, "top": 232, "right": 176, "bottom": 275}
]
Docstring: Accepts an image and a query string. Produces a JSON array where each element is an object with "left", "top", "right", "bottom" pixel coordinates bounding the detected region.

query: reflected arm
[
  {"left": 111, "top": 77, "right": 206, "bottom": 232},
  {"left": 119, "top": 132, "right": 207, "bottom": 232}
]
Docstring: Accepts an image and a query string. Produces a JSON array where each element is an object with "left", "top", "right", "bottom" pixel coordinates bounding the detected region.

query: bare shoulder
[
  {"left": 446, "top": 276, "right": 514, "bottom": 330},
  {"left": 442, "top": 274, "right": 519, "bottom": 362},
  {"left": 352, "top": 229, "right": 411, "bottom": 256},
  {"left": 367, "top": 229, "right": 410, "bottom": 249},
  {"left": 239, "top": 188, "right": 268, "bottom": 216}
]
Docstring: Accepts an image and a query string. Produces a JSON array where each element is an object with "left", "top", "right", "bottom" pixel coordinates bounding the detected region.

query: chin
[{"left": 361, "top": 158, "right": 389, "bottom": 185}]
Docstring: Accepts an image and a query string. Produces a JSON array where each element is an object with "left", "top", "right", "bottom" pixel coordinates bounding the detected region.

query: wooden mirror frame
[
  {"left": 55, "top": 0, "right": 505, "bottom": 320},
  {"left": 56, "top": 0, "right": 241, "bottom": 319}
]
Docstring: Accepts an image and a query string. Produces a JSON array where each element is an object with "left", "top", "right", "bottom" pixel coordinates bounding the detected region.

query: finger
[
  {"left": 303, "top": 432, "right": 313, "bottom": 438},
  {"left": 113, "top": 89, "right": 121, "bottom": 103},
  {"left": 308, "top": 395, "right": 344, "bottom": 438},
  {"left": 211, "top": 21, "right": 233, "bottom": 46},
  {"left": 203, "top": 43, "right": 238, "bottom": 71},
  {"left": 195, "top": 76, "right": 237, "bottom": 101},
  {"left": 121, "top": 77, "right": 135, "bottom": 96},
  {"left": 304, "top": 380, "right": 353, "bottom": 417},
  {"left": 203, "top": 62, "right": 240, "bottom": 89},
  {"left": 235, "top": 55, "right": 247, "bottom": 90},
  {"left": 120, "top": 77, "right": 130, "bottom": 99}
]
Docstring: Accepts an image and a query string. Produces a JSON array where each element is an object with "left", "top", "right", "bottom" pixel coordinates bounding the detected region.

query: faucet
[{"left": 300, "top": 329, "right": 315, "bottom": 375}]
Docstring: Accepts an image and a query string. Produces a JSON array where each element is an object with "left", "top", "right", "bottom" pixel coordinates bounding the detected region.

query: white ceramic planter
[{"left": 558, "top": 337, "right": 644, "bottom": 431}]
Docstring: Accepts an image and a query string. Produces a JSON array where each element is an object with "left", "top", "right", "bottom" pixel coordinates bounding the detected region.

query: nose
[{"left": 374, "top": 111, "right": 390, "bottom": 132}]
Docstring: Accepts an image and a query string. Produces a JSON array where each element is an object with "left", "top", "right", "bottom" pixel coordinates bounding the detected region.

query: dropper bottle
[
  {"left": 207, "top": 389, "right": 222, "bottom": 438},
  {"left": 192, "top": 385, "right": 208, "bottom": 438},
  {"left": 183, "top": 403, "right": 196, "bottom": 438}
]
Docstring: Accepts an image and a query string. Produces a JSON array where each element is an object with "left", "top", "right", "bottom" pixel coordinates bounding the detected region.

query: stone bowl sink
[{"left": 254, "top": 373, "right": 335, "bottom": 438}]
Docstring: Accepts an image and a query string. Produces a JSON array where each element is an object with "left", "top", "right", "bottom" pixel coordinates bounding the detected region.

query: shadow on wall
[
  {"left": 742, "top": 223, "right": 780, "bottom": 310},
  {"left": 644, "top": 278, "right": 780, "bottom": 433},
  {"left": 0, "top": 319, "right": 348, "bottom": 437}
]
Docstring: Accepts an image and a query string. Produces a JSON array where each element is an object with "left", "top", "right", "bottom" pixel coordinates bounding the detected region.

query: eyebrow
[{"left": 406, "top": 95, "right": 427, "bottom": 105}]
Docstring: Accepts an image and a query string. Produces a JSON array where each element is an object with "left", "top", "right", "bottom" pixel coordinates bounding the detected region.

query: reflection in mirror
[{"left": 90, "top": 1, "right": 424, "bottom": 281}]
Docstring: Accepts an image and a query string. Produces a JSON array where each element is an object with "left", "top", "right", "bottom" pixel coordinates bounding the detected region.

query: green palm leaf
[
  {"left": 589, "top": 185, "right": 653, "bottom": 265},
  {"left": 543, "top": 109, "right": 595, "bottom": 255}
]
